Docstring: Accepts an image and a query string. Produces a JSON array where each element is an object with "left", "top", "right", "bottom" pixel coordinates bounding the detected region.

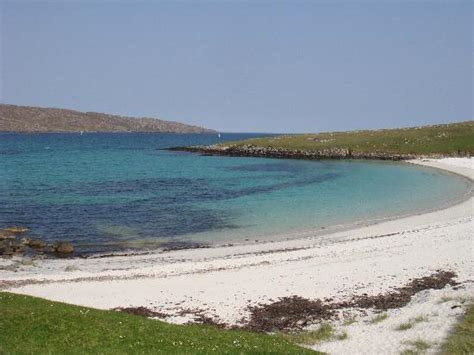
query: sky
[{"left": 1, "top": 1, "right": 472, "bottom": 133}]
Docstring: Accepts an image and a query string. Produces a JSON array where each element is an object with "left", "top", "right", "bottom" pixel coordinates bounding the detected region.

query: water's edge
[{"left": 86, "top": 159, "right": 473, "bottom": 259}]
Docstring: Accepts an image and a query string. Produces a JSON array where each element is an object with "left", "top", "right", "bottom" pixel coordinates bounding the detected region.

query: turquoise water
[{"left": 0, "top": 133, "right": 471, "bottom": 254}]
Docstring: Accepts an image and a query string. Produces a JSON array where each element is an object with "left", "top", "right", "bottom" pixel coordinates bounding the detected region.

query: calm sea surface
[{"left": 0, "top": 133, "right": 471, "bottom": 254}]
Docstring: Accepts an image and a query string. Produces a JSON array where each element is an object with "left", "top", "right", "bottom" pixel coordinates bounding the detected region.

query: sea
[{"left": 0, "top": 132, "right": 471, "bottom": 255}]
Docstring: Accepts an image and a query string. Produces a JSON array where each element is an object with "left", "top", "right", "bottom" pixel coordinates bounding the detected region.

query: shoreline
[
  {"left": 3, "top": 158, "right": 471, "bottom": 260},
  {"left": 68, "top": 158, "right": 474, "bottom": 257},
  {"left": 1, "top": 158, "right": 472, "bottom": 283},
  {"left": 1, "top": 158, "right": 472, "bottom": 282},
  {"left": 168, "top": 144, "right": 472, "bottom": 161},
  {"left": 1, "top": 157, "right": 473, "bottom": 354}
]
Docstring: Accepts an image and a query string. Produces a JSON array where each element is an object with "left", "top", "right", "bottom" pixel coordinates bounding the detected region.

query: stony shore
[
  {"left": 0, "top": 227, "right": 74, "bottom": 259},
  {"left": 169, "top": 144, "right": 468, "bottom": 161}
]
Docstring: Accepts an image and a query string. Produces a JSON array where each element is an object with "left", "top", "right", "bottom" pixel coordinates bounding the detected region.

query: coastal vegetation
[
  {"left": 401, "top": 339, "right": 431, "bottom": 355},
  {"left": 370, "top": 312, "right": 389, "bottom": 324},
  {"left": 228, "top": 121, "right": 474, "bottom": 155},
  {"left": 395, "top": 316, "right": 429, "bottom": 331},
  {"left": 283, "top": 323, "right": 336, "bottom": 345},
  {"left": 177, "top": 121, "right": 474, "bottom": 160},
  {"left": 441, "top": 304, "right": 474, "bottom": 355},
  {"left": 0, "top": 292, "right": 317, "bottom": 354},
  {"left": 0, "top": 104, "right": 214, "bottom": 133}
]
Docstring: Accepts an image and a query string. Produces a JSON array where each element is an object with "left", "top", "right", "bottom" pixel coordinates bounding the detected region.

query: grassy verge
[
  {"left": 0, "top": 292, "right": 317, "bottom": 354},
  {"left": 395, "top": 316, "right": 429, "bottom": 331},
  {"left": 283, "top": 323, "right": 348, "bottom": 346},
  {"left": 400, "top": 339, "right": 431, "bottom": 355},
  {"left": 283, "top": 323, "right": 334, "bottom": 345},
  {"left": 370, "top": 312, "right": 389, "bottom": 324},
  {"left": 441, "top": 304, "right": 474, "bottom": 355},
  {"left": 223, "top": 121, "right": 474, "bottom": 156}
]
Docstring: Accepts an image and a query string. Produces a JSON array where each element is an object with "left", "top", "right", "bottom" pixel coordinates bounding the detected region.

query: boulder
[
  {"left": 0, "top": 240, "right": 13, "bottom": 256},
  {"left": 0, "top": 239, "right": 27, "bottom": 256},
  {"left": 0, "top": 230, "right": 16, "bottom": 240},
  {"left": 11, "top": 242, "right": 26, "bottom": 256},
  {"left": 54, "top": 242, "right": 74, "bottom": 255},
  {"left": 28, "top": 239, "right": 47, "bottom": 249}
]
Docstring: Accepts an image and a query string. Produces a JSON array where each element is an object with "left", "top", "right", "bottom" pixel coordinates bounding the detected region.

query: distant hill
[{"left": 0, "top": 104, "right": 215, "bottom": 133}]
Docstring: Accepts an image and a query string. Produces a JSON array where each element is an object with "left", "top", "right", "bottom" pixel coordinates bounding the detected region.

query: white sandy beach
[{"left": 1, "top": 158, "right": 473, "bottom": 354}]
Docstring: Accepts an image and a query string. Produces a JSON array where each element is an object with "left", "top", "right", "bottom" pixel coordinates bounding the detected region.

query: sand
[{"left": 1, "top": 157, "right": 473, "bottom": 354}]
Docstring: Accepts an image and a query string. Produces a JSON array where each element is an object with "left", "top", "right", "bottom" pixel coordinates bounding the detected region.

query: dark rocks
[
  {"left": 170, "top": 144, "right": 421, "bottom": 161},
  {"left": 11, "top": 243, "right": 26, "bottom": 256},
  {"left": 0, "top": 239, "right": 13, "bottom": 256},
  {"left": 0, "top": 238, "right": 26, "bottom": 256},
  {"left": 0, "top": 226, "right": 75, "bottom": 259},
  {"left": 27, "top": 239, "right": 47, "bottom": 250},
  {"left": 0, "top": 230, "right": 16, "bottom": 240},
  {"left": 54, "top": 242, "right": 74, "bottom": 256}
]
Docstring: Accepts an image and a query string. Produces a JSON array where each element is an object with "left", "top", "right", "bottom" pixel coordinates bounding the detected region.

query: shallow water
[{"left": 0, "top": 133, "right": 471, "bottom": 254}]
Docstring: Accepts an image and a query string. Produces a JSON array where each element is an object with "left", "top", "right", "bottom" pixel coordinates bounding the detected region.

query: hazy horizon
[{"left": 2, "top": 1, "right": 472, "bottom": 133}]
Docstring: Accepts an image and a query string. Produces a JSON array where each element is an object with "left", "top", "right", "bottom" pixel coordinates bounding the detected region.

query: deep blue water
[{"left": 0, "top": 133, "right": 471, "bottom": 254}]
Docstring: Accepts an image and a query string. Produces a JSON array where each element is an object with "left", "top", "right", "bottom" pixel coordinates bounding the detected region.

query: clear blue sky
[{"left": 1, "top": 1, "right": 472, "bottom": 133}]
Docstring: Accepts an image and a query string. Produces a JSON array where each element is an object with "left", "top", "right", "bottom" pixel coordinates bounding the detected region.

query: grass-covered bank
[
  {"left": 174, "top": 121, "right": 474, "bottom": 160},
  {"left": 0, "top": 292, "right": 316, "bottom": 354},
  {"left": 229, "top": 121, "right": 474, "bottom": 156},
  {"left": 441, "top": 304, "right": 474, "bottom": 355}
]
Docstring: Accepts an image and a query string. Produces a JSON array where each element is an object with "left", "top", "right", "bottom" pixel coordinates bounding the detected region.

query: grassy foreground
[
  {"left": 0, "top": 292, "right": 316, "bottom": 355},
  {"left": 441, "top": 304, "right": 474, "bottom": 355},
  {"left": 226, "top": 121, "right": 474, "bottom": 156}
]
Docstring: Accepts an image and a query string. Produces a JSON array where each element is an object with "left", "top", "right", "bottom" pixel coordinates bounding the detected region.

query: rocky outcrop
[
  {"left": 53, "top": 242, "right": 74, "bottom": 256},
  {"left": 0, "top": 227, "right": 74, "bottom": 258},
  {"left": 27, "top": 239, "right": 47, "bottom": 249},
  {"left": 169, "top": 144, "right": 429, "bottom": 161}
]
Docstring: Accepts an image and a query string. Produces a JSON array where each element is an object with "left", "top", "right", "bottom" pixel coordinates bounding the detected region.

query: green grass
[
  {"left": 283, "top": 323, "right": 348, "bottom": 345},
  {"left": 342, "top": 317, "right": 357, "bottom": 326},
  {"left": 335, "top": 331, "right": 348, "bottom": 341},
  {"left": 397, "top": 322, "right": 415, "bottom": 331},
  {"left": 283, "top": 323, "right": 335, "bottom": 345},
  {"left": 409, "top": 340, "right": 430, "bottom": 351},
  {"left": 400, "top": 339, "right": 431, "bottom": 355},
  {"left": 400, "top": 351, "right": 418, "bottom": 355},
  {"left": 441, "top": 304, "right": 474, "bottom": 355},
  {"left": 396, "top": 316, "right": 428, "bottom": 331},
  {"left": 370, "top": 313, "right": 389, "bottom": 324},
  {"left": 223, "top": 121, "right": 474, "bottom": 156},
  {"left": 0, "top": 292, "right": 318, "bottom": 354}
]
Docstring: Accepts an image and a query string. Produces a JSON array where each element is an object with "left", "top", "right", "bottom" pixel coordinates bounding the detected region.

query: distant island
[
  {"left": 0, "top": 104, "right": 215, "bottom": 133},
  {"left": 172, "top": 121, "right": 474, "bottom": 160}
]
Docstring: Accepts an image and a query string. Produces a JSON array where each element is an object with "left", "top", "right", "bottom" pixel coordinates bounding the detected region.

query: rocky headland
[
  {"left": 170, "top": 121, "right": 474, "bottom": 160},
  {"left": 171, "top": 121, "right": 474, "bottom": 160},
  {"left": 169, "top": 144, "right": 464, "bottom": 161}
]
